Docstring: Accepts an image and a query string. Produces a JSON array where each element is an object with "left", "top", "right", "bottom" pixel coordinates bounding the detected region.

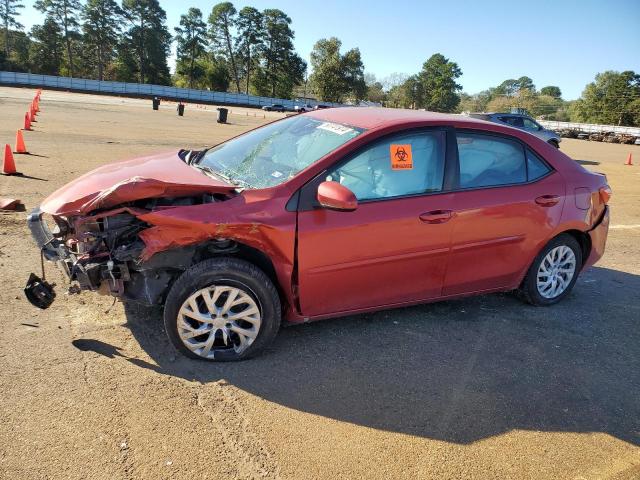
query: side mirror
[{"left": 317, "top": 181, "right": 358, "bottom": 212}]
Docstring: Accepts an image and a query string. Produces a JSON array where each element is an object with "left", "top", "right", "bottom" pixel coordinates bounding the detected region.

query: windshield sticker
[
  {"left": 317, "top": 122, "right": 354, "bottom": 136},
  {"left": 271, "top": 170, "right": 284, "bottom": 178},
  {"left": 390, "top": 144, "right": 413, "bottom": 170}
]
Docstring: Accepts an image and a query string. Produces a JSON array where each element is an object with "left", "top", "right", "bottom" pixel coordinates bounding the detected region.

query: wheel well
[
  {"left": 194, "top": 240, "right": 286, "bottom": 308},
  {"left": 130, "top": 240, "right": 287, "bottom": 308},
  {"left": 561, "top": 229, "right": 591, "bottom": 265}
]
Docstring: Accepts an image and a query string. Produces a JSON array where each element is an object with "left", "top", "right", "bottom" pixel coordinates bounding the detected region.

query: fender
[{"left": 136, "top": 189, "right": 299, "bottom": 318}]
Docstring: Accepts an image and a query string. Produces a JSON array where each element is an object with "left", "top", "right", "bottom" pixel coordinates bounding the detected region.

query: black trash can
[
  {"left": 217, "top": 107, "right": 228, "bottom": 124},
  {"left": 152, "top": 97, "right": 160, "bottom": 110},
  {"left": 177, "top": 103, "right": 185, "bottom": 116}
]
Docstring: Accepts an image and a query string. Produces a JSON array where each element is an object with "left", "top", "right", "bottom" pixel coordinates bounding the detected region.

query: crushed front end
[
  {"left": 27, "top": 206, "right": 145, "bottom": 298},
  {"left": 25, "top": 193, "right": 226, "bottom": 309}
]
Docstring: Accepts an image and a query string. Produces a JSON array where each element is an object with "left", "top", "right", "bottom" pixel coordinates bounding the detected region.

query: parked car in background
[
  {"left": 262, "top": 104, "right": 285, "bottom": 112},
  {"left": 468, "top": 112, "right": 562, "bottom": 148},
  {"left": 314, "top": 104, "right": 331, "bottom": 110},
  {"left": 295, "top": 104, "right": 314, "bottom": 113},
  {"left": 26, "top": 108, "right": 610, "bottom": 361}
]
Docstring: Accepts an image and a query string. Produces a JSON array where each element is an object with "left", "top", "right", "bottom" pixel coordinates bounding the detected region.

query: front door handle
[
  {"left": 535, "top": 195, "right": 560, "bottom": 207},
  {"left": 419, "top": 210, "right": 453, "bottom": 224}
]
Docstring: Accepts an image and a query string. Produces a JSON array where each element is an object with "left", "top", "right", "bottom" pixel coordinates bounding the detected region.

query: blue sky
[{"left": 17, "top": 0, "right": 640, "bottom": 99}]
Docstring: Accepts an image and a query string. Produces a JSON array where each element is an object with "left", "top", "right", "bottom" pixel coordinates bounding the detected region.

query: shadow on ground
[{"left": 77, "top": 266, "right": 640, "bottom": 445}]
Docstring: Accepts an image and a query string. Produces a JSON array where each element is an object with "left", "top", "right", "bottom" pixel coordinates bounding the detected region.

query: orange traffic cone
[
  {"left": 24, "top": 112, "right": 31, "bottom": 131},
  {"left": 625, "top": 153, "right": 633, "bottom": 166},
  {"left": 15, "top": 130, "right": 28, "bottom": 154},
  {"left": 2, "top": 144, "right": 19, "bottom": 175},
  {"left": 30, "top": 103, "right": 37, "bottom": 118}
]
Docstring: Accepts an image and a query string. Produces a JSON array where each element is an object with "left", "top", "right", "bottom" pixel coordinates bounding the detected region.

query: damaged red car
[{"left": 26, "top": 108, "right": 611, "bottom": 361}]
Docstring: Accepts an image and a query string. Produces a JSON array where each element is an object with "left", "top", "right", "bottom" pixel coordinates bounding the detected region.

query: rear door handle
[
  {"left": 535, "top": 195, "right": 560, "bottom": 207},
  {"left": 419, "top": 210, "right": 453, "bottom": 224}
]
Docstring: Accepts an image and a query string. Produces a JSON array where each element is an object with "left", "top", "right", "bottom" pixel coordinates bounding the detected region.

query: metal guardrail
[
  {"left": 539, "top": 120, "right": 640, "bottom": 137},
  {"left": 0, "top": 71, "right": 342, "bottom": 110}
]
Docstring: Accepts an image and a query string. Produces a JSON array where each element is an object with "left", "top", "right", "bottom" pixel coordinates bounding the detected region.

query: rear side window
[
  {"left": 526, "top": 149, "right": 551, "bottom": 180},
  {"left": 327, "top": 131, "right": 445, "bottom": 201},
  {"left": 457, "top": 133, "right": 526, "bottom": 188}
]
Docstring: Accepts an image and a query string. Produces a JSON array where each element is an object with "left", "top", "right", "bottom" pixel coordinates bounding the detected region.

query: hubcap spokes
[
  {"left": 177, "top": 285, "right": 261, "bottom": 359},
  {"left": 536, "top": 245, "right": 576, "bottom": 299}
]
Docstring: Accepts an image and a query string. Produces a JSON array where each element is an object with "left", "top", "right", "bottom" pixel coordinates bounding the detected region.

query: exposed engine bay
[{"left": 26, "top": 192, "right": 236, "bottom": 308}]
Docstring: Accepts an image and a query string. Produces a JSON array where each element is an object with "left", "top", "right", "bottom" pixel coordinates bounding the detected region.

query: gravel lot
[{"left": 0, "top": 87, "right": 639, "bottom": 480}]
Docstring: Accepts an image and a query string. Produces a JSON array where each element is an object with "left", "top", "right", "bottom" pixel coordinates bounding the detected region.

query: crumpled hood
[{"left": 40, "top": 150, "right": 236, "bottom": 216}]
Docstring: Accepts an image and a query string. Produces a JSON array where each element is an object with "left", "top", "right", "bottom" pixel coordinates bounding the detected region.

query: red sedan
[{"left": 27, "top": 108, "right": 611, "bottom": 361}]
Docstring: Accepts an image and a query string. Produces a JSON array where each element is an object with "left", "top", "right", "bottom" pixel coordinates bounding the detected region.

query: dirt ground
[{"left": 0, "top": 87, "right": 639, "bottom": 480}]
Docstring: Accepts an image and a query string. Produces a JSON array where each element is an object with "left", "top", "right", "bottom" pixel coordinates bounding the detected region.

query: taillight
[{"left": 599, "top": 185, "right": 612, "bottom": 204}]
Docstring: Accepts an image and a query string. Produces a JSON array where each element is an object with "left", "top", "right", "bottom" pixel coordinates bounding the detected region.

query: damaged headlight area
[{"left": 26, "top": 194, "right": 224, "bottom": 309}]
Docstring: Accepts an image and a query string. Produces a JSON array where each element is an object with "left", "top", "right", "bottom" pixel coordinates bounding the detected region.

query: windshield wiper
[{"left": 193, "top": 164, "right": 237, "bottom": 185}]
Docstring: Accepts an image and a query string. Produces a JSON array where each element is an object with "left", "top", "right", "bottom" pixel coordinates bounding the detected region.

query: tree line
[
  {"left": 457, "top": 72, "right": 640, "bottom": 126},
  {"left": 1, "top": 0, "right": 638, "bottom": 125},
  {"left": 0, "top": 0, "right": 308, "bottom": 97}
]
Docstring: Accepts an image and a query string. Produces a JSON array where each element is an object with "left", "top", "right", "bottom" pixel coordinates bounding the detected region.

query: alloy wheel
[
  {"left": 536, "top": 245, "right": 577, "bottom": 299},
  {"left": 177, "top": 285, "right": 261, "bottom": 359}
]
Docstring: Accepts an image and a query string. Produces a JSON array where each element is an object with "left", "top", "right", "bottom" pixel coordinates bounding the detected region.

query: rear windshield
[{"left": 199, "top": 115, "right": 363, "bottom": 188}]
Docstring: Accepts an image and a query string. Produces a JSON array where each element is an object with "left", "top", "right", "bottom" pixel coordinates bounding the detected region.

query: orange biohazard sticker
[{"left": 390, "top": 144, "right": 413, "bottom": 170}]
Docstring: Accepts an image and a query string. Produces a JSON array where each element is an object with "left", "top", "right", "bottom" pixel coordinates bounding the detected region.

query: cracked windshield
[{"left": 197, "top": 115, "right": 363, "bottom": 188}]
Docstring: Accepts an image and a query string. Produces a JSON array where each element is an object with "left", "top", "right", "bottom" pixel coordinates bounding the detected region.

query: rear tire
[
  {"left": 519, "top": 234, "right": 582, "bottom": 306},
  {"left": 163, "top": 257, "right": 281, "bottom": 361}
]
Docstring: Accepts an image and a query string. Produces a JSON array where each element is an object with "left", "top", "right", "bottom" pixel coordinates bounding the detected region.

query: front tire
[
  {"left": 163, "top": 258, "right": 281, "bottom": 361},
  {"left": 519, "top": 234, "right": 582, "bottom": 306}
]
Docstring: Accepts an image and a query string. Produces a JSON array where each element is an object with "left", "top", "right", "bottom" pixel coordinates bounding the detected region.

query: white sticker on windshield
[
  {"left": 271, "top": 171, "right": 283, "bottom": 178},
  {"left": 317, "top": 122, "right": 354, "bottom": 136}
]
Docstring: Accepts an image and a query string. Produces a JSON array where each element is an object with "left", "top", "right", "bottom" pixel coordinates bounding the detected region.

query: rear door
[
  {"left": 442, "top": 131, "right": 565, "bottom": 296},
  {"left": 296, "top": 129, "right": 454, "bottom": 317}
]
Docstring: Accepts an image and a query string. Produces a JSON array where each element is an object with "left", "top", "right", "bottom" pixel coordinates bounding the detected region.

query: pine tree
[
  {"left": 418, "top": 53, "right": 462, "bottom": 112},
  {"left": 174, "top": 7, "right": 207, "bottom": 88},
  {"left": 235, "top": 7, "right": 263, "bottom": 95},
  {"left": 34, "top": 0, "right": 81, "bottom": 77},
  {"left": 81, "top": 0, "right": 123, "bottom": 80},
  {"left": 1, "top": 0, "right": 24, "bottom": 58},
  {"left": 255, "top": 9, "right": 305, "bottom": 99},
  {"left": 121, "top": 0, "right": 171, "bottom": 85},
  {"left": 208, "top": 2, "right": 240, "bottom": 92},
  {"left": 29, "top": 14, "right": 63, "bottom": 75}
]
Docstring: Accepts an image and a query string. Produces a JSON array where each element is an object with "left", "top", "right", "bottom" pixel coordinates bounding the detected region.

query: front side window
[
  {"left": 499, "top": 116, "right": 524, "bottom": 128},
  {"left": 523, "top": 118, "right": 541, "bottom": 132},
  {"left": 326, "top": 131, "right": 445, "bottom": 201},
  {"left": 198, "top": 116, "right": 363, "bottom": 188},
  {"left": 457, "top": 133, "right": 526, "bottom": 188}
]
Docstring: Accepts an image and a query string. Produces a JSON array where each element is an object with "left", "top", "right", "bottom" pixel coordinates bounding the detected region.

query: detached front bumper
[
  {"left": 27, "top": 207, "right": 105, "bottom": 302},
  {"left": 27, "top": 207, "right": 74, "bottom": 278}
]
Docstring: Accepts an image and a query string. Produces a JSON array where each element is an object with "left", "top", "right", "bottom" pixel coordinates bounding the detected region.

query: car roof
[{"left": 305, "top": 107, "right": 498, "bottom": 130}]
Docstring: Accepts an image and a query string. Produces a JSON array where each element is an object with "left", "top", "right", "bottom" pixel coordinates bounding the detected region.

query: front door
[{"left": 296, "top": 129, "right": 454, "bottom": 317}]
